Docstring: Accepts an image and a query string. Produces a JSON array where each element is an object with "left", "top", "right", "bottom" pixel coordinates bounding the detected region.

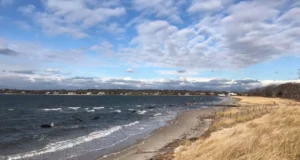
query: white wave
[
  {"left": 128, "top": 109, "right": 134, "bottom": 111},
  {"left": 137, "top": 110, "right": 147, "bottom": 115},
  {"left": 68, "top": 107, "right": 81, "bottom": 110},
  {"left": 85, "top": 108, "right": 95, "bottom": 112},
  {"left": 113, "top": 109, "right": 121, "bottom": 113},
  {"left": 154, "top": 113, "right": 162, "bottom": 117},
  {"left": 8, "top": 109, "right": 14, "bottom": 111},
  {"left": 93, "top": 107, "right": 105, "bottom": 110},
  {"left": 136, "top": 105, "right": 142, "bottom": 108},
  {"left": 41, "top": 108, "right": 62, "bottom": 111},
  {"left": 7, "top": 126, "right": 122, "bottom": 160},
  {"left": 124, "top": 121, "right": 139, "bottom": 127}
]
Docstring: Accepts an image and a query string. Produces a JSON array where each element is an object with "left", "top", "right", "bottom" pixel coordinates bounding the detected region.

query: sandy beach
[{"left": 98, "top": 107, "right": 223, "bottom": 160}]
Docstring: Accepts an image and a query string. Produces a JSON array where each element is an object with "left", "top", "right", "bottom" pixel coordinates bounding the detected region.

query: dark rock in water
[
  {"left": 40, "top": 122, "right": 54, "bottom": 128},
  {"left": 146, "top": 106, "right": 155, "bottom": 109},
  {"left": 91, "top": 116, "right": 100, "bottom": 120},
  {"left": 168, "top": 104, "right": 173, "bottom": 106},
  {"left": 73, "top": 117, "right": 83, "bottom": 123},
  {"left": 130, "top": 110, "right": 137, "bottom": 113}
]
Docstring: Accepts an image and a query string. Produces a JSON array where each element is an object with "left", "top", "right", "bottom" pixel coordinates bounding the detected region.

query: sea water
[{"left": 0, "top": 95, "right": 222, "bottom": 160}]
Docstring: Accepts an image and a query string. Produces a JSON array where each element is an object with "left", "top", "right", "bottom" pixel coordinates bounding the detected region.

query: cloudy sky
[{"left": 0, "top": 0, "right": 299, "bottom": 91}]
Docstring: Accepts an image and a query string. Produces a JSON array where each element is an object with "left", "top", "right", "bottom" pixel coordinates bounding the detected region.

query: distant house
[
  {"left": 97, "top": 92, "right": 106, "bottom": 95},
  {"left": 67, "top": 92, "right": 76, "bottom": 95},
  {"left": 178, "top": 93, "right": 182, "bottom": 96},
  {"left": 45, "top": 92, "right": 50, "bottom": 95},
  {"left": 228, "top": 92, "right": 238, "bottom": 96},
  {"left": 153, "top": 92, "right": 160, "bottom": 96},
  {"left": 200, "top": 92, "right": 206, "bottom": 96},
  {"left": 185, "top": 92, "right": 190, "bottom": 96},
  {"left": 53, "top": 91, "right": 59, "bottom": 95},
  {"left": 217, "top": 93, "right": 226, "bottom": 97},
  {"left": 86, "top": 92, "right": 92, "bottom": 95},
  {"left": 209, "top": 92, "right": 215, "bottom": 96},
  {"left": 20, "top": 91, "right": 26, "bottom": 94}
]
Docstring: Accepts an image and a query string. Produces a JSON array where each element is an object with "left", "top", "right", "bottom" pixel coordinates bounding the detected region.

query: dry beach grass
[{"left": 173, "top": 96, "right": 300, "bottom": 160}]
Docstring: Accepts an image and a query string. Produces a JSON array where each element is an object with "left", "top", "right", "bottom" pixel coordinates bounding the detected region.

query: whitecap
[
  {"left": 6, "top": 126, "right": 122, "bottom": 160},
  {"left": 68, "top": 107, "right": 81, "bottom": 110},
  {"left": 136, "top": 105, "right": 142, "bottom": 108},
  {"left": 124, "top": 121, "right": 139, "bottom": 127},
  {"left": 154, "top": 113, "right": 162, "bottom": 117},
  {"left": 93, "top": 107, "right": 105, "bottom": 110},
  {"left": 137, "top": 110, "right": 147, "bottom": 115},
  {"left": 113, "top": 109, "right": 121, "bottom": 113},
  {"left": 85, "top": 108, "right": 95, "bottom": 113},
  {"left": 41, "top": 108, "right": 62, "bottom": 111},
  {"left": 8, "top": 109, "right": 14, "bottom": 111},
  {"left": 128, "top": 109, "right": 134, "bottom": 111}
]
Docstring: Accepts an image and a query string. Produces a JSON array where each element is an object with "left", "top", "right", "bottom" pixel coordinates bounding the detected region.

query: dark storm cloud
[
  {"left": 177, "top": 70, "right": 186, "bottom": 73},
  {"left": 9, "top": 70, "right": 36, "bottom": 74},
  {"left": 0, "top": 48, "right": 20, "bottom": 56}
]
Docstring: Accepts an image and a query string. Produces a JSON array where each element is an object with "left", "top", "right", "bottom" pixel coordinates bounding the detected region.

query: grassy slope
[{"left": 174, "top": 96, "right": 300, "bottom": 160}]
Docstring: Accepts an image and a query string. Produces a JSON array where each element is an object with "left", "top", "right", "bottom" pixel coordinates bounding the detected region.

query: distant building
[
  {"left": 45, "top": 92, "right": 50, "bottom": 95},
  {"left": 178, "top": 93, "right": 182, "bottom": 96},
  {"left": 209, "top": 92, "right": 215, "bottom": 96},
  {"left": 185, "top": 92, "right": 190, "bottom": 96},
  {"left": 86, "top": 92, "right": 92, "bottom": 95},
  {"left": 53, "top": 91, "right": 59, "bottom": 95},
  {"left": 228, "top": 92, "right": 237, "bottom": 96},
  {"left": 97, "top": 92, "right": 106, "bottom": 95},
  {"left": 67, "top": 92, "right": 76, "bottom": 95},
  {"left": 217, "top": 93, "right": 226, "bottom": 97},
  {"left": 153, "top": 92, "right": 160, "bottom": 96},
  {"left": 200, "top": 92, "right": 206, "bottom": 96}
]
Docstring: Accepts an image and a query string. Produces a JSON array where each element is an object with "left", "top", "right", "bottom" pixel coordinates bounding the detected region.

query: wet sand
[{"left": 98, "top": 107, "right": 222, "bottom": 160}]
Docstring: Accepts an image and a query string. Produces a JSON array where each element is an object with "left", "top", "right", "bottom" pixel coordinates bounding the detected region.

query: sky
[{"left": 0, "top": 0, "right": 300, "bottom": 91}]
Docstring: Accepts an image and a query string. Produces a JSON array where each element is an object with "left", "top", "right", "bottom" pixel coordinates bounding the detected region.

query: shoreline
[{"left": 97, "top": 106, "right": 227, "bottom": 160}]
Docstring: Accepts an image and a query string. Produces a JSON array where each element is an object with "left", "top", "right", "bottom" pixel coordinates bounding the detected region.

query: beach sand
[{"left": 98, "top": 107, "right": 223, "bottom": 160}]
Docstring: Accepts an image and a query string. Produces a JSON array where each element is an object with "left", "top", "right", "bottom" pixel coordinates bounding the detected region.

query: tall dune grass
[{"left": 174, "top": 106, "right": 300, "bottom": 160}]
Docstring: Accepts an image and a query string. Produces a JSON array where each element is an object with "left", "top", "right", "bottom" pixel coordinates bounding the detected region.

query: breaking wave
[
  {"left": 68, "top": 107, "right": 81, "bottom": 110},
  {"left": 41, "top": 108, "right": 62, "bottom": 111}
]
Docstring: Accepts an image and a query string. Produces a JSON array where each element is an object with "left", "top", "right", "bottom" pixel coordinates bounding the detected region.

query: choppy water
[{"left": 0, "top": 95, "right": 222, "bottom": 160}]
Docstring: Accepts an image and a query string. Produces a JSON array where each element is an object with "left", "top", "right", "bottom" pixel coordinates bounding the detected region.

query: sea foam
[
  {"left": 41, "top": 108, "right": 62, "bottom": 111},
  {"left": 68, "top": 107, "right": 81, "bottom": 110},
  {"left": 6, "top": 126, "right": 122, "bottom": 160}
]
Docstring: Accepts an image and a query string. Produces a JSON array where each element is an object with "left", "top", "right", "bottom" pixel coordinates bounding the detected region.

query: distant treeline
[
  {"left": 0, "top": 89, "right": 241, "bottom": 96},
  {"left": 248, "top": 83, "right": 300, "bottom": 99}
]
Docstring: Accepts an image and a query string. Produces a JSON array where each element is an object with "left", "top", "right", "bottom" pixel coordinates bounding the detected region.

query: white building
[
  {"left": 217, "top": 93, "right": 226, "bottom": 97},
  {"left": 53, "top": 91, "right": 59, "bottom": 95},
  {"left": 185, "top": 92, "right": 190, "bottom": 96},
  {"left": 97, "top": 92, "right": 106, "bottom": 95},
  {"left": 67, "top": 92, "right": 76, "bottom": 95},
  {"left": 86, "top": 92, "right": 92, "bottom": 95},
  {"left": 228, "top": 92, "right": 238, "bottom": 96}
]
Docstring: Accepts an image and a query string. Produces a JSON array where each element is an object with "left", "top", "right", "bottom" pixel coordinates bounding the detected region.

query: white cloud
[
  {"left": 18, "top": 4, "right": 36, "bottom": 14},
  {"left": 132, "top": 0, "right": 183, "bottom": 22},
  {"left": 120, "top": 0, "right": 300, "bottom": 70},
  {"left": 126, "top": 68, "right": 134, "bottom": 73},
  {"left": 188, "top": 0, "right": 223, "bottom": 13},
  {"left": 18, "top": 0, "right": 126, "bottom": 38},
  {"left": 15, "top": 20, "right": 31, "bottom": 31},
  {"left": 0, "top": 71, "right": 299, "bottom": 91},
  {"left": 156, "top": 70, "right": 199, "bottom": 76},
  {"left": 0, "top": 0, "right": 14, "bottom": 6}
]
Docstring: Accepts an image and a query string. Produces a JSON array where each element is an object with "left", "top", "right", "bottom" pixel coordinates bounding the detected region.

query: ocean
[{"left": 0, "top": 95, "right": 223, "bottom": 160}]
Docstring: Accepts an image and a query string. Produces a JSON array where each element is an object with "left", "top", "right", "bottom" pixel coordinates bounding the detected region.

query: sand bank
[{"left": 98, "top": 107, "right": 224, "bottom": 160}]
